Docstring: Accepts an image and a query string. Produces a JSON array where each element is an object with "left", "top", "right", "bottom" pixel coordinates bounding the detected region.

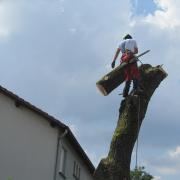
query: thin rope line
[{"left": 135, "top": 96, "right": 141, "bottom": 169}]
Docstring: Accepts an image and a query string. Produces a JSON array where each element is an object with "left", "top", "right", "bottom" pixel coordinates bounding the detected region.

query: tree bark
[{"left": 94, "top": 64, "right": 167, "bottom": 180}]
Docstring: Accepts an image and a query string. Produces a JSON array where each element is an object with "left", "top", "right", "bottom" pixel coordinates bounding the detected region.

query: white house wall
[
  {"left": 0, "top": 93, "right": 58, "bottom": 180},
  {"left": 56, "top": 137, "right": 94, "bottom": 180}
]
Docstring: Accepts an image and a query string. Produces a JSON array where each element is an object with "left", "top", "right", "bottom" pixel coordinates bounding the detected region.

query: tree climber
[{"left": 111, "top": 34, "right": 140, "bottom": 97}]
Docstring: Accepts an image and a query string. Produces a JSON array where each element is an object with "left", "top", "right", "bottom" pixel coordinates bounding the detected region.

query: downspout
[{"left": 53, "top": 129, "right": 68, "bottom": 180}]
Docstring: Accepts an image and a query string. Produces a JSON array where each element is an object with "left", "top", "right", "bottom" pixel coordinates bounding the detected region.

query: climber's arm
[{"left": 112, "top": 48, "right": 121, "bottom": 68}]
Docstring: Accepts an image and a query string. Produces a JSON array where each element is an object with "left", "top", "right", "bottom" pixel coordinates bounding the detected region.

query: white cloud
[
  {"left": 156, "top": 167, "right": 178, "bottom": 175},
  {"left": 147, "top": 146, "right": 180, "bottom": 176},
  {"left": 169, "top": 146, "right": 180, "bottom": 158},
  {"left": 144, "top": 0, "right": 180, "bottom": 29},
  {"left": 0, "top": 1, "right": 23, "bottom": 39},
  {"left": 69, "top": 28, "right": 77, "bottom": 34},
  {"left": 0, "top": 3, "right": 12, "bottom": 37},
  {"left": 153, "top": 176, "right": 161, "bottom": 180}
]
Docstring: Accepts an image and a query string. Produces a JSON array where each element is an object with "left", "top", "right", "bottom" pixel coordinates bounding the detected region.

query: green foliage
[{"left": 130, "top": 166, "right": 153, "bottom": 180}]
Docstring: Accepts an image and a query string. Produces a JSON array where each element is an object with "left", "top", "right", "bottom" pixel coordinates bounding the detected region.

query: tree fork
[{"left": 94, "top": 64, "right": 167, "bottom": 180}]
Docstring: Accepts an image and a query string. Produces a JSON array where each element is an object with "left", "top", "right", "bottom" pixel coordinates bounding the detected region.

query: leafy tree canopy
[{"left": 130, "top": 166, "right": 153, "bottom": 180}]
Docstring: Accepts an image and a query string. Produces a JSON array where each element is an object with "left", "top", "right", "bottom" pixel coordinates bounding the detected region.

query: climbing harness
[{"left": 135, "top": 96, "right": 141, "bottom": 169}]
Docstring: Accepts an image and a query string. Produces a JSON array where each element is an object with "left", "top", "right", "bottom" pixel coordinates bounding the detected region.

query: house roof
[{"left": 0, "top": 85, "right": 95, "bottom": 174}]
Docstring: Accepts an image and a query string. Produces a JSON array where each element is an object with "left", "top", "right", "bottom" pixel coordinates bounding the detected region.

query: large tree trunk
[{"left": 94, "top": 64, "right": 167, "bottom": 180}]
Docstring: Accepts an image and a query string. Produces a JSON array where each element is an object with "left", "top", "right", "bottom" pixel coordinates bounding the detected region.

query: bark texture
[{"left": 94, "top": 64, "right": 167, "bottom": 180}]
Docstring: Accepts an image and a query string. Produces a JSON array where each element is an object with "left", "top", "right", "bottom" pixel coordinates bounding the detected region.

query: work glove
[{"left": 111, "top": 61, "right": 115, "bottom": 69}]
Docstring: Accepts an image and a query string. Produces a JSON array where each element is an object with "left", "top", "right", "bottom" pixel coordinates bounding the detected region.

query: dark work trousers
[{"left": 123, "top": 79, "right": 139, "bottom": 97}]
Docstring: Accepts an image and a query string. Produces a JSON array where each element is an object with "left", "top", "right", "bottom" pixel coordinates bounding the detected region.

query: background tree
[{"left": 130, "top": 166, "right": 153, "bottom": 180}]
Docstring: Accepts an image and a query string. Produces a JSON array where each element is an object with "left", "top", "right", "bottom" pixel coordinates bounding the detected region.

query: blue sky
[
  {"left": 131, "top": 0, "right": 157, "bottom": 15},
  {"left": 0, "top": 0, "right": 180, "bottom": 179}
]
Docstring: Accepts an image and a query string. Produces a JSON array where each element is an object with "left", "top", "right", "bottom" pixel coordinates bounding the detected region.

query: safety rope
[{"left": 135, "top": 96, "right": 141, "bottom": 169}]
